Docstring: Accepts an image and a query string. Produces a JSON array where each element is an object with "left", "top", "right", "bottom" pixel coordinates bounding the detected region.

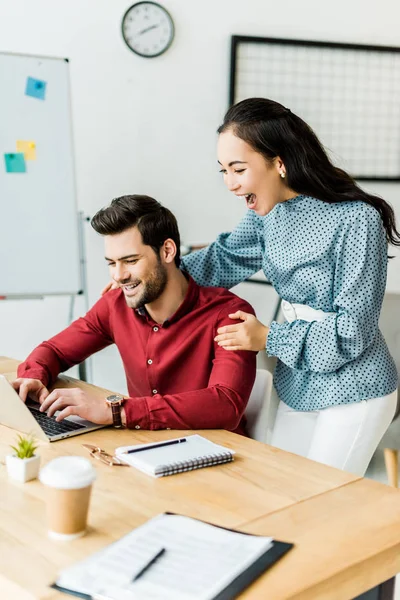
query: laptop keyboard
[{"left": 27, "top": 403, "right": 85, "bottom": 436}]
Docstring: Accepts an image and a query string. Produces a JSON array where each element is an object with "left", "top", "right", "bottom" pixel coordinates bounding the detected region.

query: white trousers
[
  {"left": 270, "top": 390, "right": 397, "bottom": 476},
  {"left": 270, "top": 301, "right": 398, "bottom": 476}
]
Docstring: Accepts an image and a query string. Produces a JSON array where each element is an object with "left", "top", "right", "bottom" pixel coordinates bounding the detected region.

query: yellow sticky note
[{"left": 16, "top": 140, "right": 36, "bottom": 161}]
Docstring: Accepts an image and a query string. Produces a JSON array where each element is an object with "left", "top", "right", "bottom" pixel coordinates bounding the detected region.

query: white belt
[{"left": 281, "top": 300, "right": 336, "bottom": 323}]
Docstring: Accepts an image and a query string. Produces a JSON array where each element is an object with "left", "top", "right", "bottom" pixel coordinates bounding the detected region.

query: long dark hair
[
  {"left": 91, "top": 195, "right": 181, "bottom": 267},
  {"left": 218, "top": 98, "right": 400, "bottom": 247}
]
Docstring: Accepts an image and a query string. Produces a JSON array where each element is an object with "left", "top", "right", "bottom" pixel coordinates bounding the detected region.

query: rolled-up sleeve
[
  {"left": 267, "top": 206, "right": 387, "bottom": 372},
  {"left": 181, "top": 210, "right": 264, "bottom": 288}
]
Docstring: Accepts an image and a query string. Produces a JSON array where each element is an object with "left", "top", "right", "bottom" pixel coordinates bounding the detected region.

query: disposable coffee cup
[{"left": 39, "top": 456, "right": 96, "bottom": 541}]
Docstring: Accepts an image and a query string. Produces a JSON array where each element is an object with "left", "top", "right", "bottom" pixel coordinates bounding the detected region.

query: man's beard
[{"left": 123, "top": 261, "right": 168, "bottom": 309}]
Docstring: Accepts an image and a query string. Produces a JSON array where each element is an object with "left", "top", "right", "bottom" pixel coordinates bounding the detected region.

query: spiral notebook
[{"left": 115, "top": 435, "right": 235, "bottom": 477}]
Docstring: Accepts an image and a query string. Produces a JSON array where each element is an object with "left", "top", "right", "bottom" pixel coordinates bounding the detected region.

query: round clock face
[{"left": 121, "top": 2, "right": 175, "bottom": 58}]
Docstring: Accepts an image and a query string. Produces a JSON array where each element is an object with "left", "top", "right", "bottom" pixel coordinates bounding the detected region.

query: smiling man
[{"left": 13, "top": 195, "right": 256, "bottom": 434}]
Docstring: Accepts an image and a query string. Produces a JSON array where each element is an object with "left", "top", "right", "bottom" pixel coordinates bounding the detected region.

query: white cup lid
[{"left": 39, "top": 456, "right": 96, "bottom": 489}]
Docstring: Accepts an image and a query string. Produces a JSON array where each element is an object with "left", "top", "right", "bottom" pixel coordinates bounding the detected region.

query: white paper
[{"left": 56, "top": 514, "right": 273, "bottom": 600}]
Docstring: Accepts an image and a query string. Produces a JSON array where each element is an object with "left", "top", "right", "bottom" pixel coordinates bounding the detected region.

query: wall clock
[{"left": 121, "top": 2, "right": 175, "bottom": 58}]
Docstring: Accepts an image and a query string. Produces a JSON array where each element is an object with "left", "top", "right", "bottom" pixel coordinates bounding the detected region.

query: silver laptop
[{"left": 0, "top": 375, "right": 106, "bottom": 442}]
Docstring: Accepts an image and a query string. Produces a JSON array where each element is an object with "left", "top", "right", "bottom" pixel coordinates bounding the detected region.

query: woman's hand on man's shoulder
[{"left": 101, "top": 281, "right": 118, "bottom": 296}]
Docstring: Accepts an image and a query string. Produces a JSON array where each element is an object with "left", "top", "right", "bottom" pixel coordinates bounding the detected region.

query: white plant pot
[{"left": 6, "top": 454, "right": 41, "bottom": 483}]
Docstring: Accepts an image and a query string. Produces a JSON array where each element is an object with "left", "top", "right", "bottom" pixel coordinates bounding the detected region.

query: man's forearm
[
  {"left": 18, "top": 302, "right": 113, "bottom": 386},
  {"left": 17, "top": 342, "right": 65, "bottom": 387}
]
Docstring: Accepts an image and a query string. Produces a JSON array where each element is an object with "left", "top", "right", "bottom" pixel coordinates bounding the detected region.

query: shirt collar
[{"left": 135, "top": 274, "right": 200, "bottom": 326}]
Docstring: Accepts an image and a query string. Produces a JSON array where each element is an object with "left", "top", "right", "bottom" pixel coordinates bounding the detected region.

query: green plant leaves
[{"left": 10, "top": 434, "right": 38, "bottom": 459}]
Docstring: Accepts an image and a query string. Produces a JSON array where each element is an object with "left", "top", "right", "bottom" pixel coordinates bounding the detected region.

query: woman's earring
[{"left": 280, "top": 171, "right": 286, "bottom": 179}]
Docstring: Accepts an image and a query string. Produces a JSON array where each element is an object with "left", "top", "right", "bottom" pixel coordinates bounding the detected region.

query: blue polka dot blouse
[{"left": 182, "top": 195, "right": 398, "bottom": 411}]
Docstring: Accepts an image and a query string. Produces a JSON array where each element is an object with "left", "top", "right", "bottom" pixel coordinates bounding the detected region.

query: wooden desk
[
  {"left": 241, "top": 479, "right": 400, "bottom": 600},
  {"left": 1, "top": 357, "right": 399, "bottom": 599}
]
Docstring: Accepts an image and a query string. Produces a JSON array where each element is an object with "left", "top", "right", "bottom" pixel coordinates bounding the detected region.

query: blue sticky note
[
  {"left": 25, "top": 76, "right": 47, "bottom": 100},
  {"left": 4, "top": 153, "right": 26, "bottom": 173}
]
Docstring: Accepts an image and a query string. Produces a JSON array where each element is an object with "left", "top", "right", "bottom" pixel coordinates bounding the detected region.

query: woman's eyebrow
[{"left": 217, "top": 160, "right": 248, "bottom": 167}]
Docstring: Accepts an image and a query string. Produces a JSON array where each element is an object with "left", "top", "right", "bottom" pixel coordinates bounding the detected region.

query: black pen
[
  {"left": 125, "top": 438, "right": 187, "bottom": 454},
  {"left": 132, "top": 547, "right": 166, "bottom": 582}
]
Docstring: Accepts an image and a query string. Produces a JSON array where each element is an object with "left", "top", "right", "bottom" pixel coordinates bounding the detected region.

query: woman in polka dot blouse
[{"left": 181, "top": 97, "right": 399, "bottom": 476}]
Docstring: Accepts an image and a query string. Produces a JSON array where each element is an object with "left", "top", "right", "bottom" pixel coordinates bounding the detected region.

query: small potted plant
[{"left": 6, "top": 434, "right": 40, "bottom": 483}]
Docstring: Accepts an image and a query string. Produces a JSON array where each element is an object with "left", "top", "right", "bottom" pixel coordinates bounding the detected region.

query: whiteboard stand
[{"left": 77, "top": 212, "right": 92, "bottom": 383}]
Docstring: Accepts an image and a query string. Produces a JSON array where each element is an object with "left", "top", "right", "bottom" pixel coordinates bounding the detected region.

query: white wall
[{"left": 1, "top": 0, "right": 400, "bottom": 391}]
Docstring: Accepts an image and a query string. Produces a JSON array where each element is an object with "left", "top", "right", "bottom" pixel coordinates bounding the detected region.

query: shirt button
[
  {"left": 153, "top": 326, "right": 159, "bottom": 332},
  {"left": 135, "top": 425, "right": 141, "bottom": 430},
  {"left": 152, "top": 389, "right": 158, "bottom": 394},
  {"left": 147, "top": 359, "right": 153, "bottom": 365}
]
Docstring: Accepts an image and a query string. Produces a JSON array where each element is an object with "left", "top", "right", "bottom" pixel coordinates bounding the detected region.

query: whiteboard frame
[{"left": 0, "top": 51, "right": 83, "bottom": 296}]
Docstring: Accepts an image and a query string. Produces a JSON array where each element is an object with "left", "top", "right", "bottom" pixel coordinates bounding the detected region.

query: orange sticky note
[{"left": 16, "top": 140, "right": 36, "bottom": 160}]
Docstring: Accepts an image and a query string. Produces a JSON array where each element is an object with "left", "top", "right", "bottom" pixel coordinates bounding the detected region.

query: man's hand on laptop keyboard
[
  {"left": 39, "top": 387, "right": 113, "bottom": 425},
  {"left": 12, "top": 378, "right": 50, "bottom": 405}
]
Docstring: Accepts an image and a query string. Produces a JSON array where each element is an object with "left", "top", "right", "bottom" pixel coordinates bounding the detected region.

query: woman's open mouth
[{"left": 245, "top": 194, "right": 256, "bottom": 209}]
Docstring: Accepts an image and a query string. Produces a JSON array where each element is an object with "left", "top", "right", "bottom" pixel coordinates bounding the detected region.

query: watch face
[
  {"left": 106, "top": 395, "right": 124, "bottom": 404},
  {"left": 121, "top": 2, "right": 175, "bottom": 58}
]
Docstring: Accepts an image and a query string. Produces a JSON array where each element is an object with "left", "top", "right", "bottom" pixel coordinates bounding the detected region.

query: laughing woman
[{"left": 181, "top": 97, "right": 399, "bottom": 476}]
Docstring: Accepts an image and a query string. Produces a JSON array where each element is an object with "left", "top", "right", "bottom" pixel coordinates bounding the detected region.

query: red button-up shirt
[{"left": 17, "top": 277, "right": 256, "bottom": 435}]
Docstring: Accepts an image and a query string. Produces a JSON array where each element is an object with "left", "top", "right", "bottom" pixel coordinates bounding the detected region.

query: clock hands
[{"left": 138, "top": 23, "right": 160, "bottom": 36}]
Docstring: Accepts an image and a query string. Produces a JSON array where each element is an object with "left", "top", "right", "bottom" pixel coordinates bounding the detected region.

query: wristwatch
[{"left": 105, "top": 394, "right": 125, "bottom": 429}]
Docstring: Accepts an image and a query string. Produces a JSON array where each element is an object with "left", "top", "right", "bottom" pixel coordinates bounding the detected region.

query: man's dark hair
[{"left": 91, "top": 195, "right": 181, "bottom": 267}]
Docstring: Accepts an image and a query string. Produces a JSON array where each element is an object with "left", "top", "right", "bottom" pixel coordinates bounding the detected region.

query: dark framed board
[{"left": 230, "top": 36, "right": 400, "bottom": 181}]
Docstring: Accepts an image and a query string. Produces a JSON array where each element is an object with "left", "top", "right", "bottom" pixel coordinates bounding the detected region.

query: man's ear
[{"left": 160, "top": 238, "right": 177, "bottom": 264}]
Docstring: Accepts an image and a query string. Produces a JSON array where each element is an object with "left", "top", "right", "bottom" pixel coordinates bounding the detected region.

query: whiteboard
[
  {"left": 0, "top": 52, "right": 81, "bottom": 296},
  {"left": 230, "top": 36, "right": 400, "bottom": 181}
]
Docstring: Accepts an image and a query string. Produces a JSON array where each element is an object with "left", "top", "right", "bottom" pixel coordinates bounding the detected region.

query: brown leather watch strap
[
  {"left": 106, "top": 395, "right": 125, "bottom": 428},
  {"left": 111, "top": 402, "right": 123, "bottom": 428}
]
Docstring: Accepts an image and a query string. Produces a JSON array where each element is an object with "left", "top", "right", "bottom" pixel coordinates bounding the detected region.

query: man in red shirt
[{"left": 13, "top": 195, "right": 256, "bottom": 434}]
